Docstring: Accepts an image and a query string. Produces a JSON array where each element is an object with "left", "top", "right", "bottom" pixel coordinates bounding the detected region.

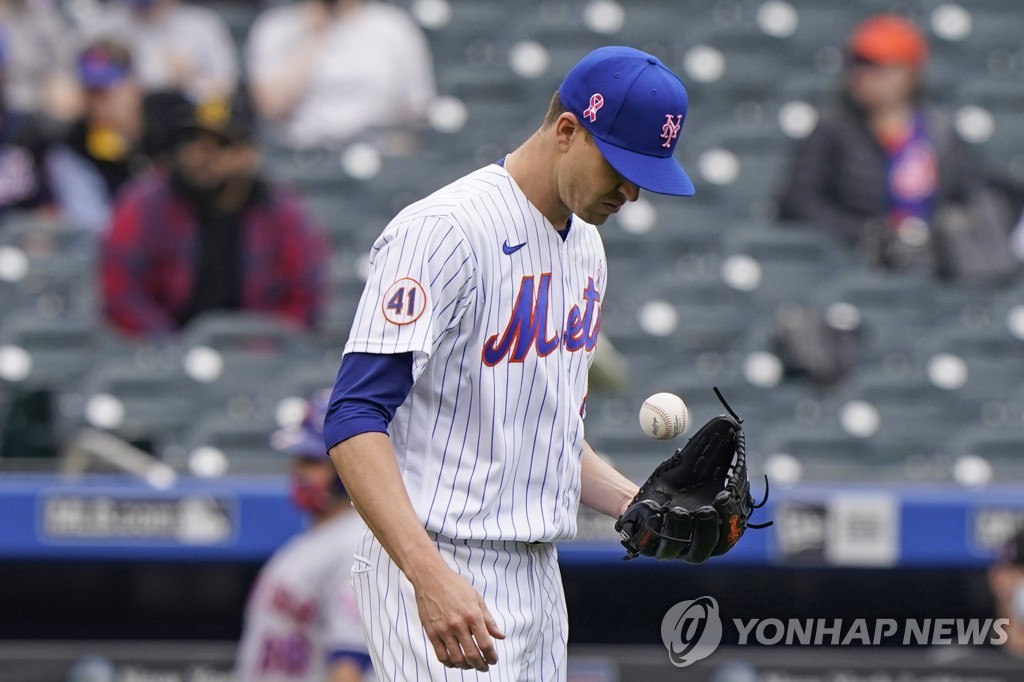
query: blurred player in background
[
  {"left": 989, "top": 528, "right": 1024, "bottom": 660},
  {"left": 236, "top": 389, "right": 372, "bottom": 682},
  {"left": 326, "top": 46, "right": 695, "bottom": 679}
]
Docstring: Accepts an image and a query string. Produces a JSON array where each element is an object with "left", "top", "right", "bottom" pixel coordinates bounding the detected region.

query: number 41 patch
[{"left": 381, "top": 278, "right": 427, "bottom": 325}]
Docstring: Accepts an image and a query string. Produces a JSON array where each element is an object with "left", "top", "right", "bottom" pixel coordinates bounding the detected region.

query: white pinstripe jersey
[{"left": 344, "top": 163, "right": 607, "bottom": 542}]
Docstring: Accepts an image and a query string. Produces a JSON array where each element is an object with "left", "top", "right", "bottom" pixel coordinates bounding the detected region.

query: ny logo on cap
[
  {"left": 583, "top": 93, "right": 604, "bottom": 122},
  {"left": 660, "top": 114, "right": 683, "bottom": 148}
]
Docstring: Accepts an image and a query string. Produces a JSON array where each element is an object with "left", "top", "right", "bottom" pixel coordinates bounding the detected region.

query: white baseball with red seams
[{"left": 639, "top": 392, "right": 689, "bottom": 440}]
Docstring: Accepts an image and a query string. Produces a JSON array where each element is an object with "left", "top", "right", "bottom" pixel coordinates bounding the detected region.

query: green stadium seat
[
  {"left": 0, "top": 311, "right": 102, "bottom": 389},
  {"left": 174, "top": 412, "right": 282, "bottom": 474},
  {"left": 810, "top": 269, "right": 940, "bottom": 360},
  {"left": 61, "top": 354, "right": 200, "bottom": 457},
  {"left": 177, "top": 312, "right": 311, "bottom": 403}
]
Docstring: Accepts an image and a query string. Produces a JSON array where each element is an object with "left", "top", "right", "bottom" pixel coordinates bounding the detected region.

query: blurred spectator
[
  {"left": 87, "top": 0, "right": 237, "bottom": 101},
  {"left": 236, "top": 389, "right": 371, "bottom": 681},
  {"left": 100, "top": 93, "right": 327, "bottom": 339},
  {"left": 777, "top": 15, "right": 1016, "bottom": 283},
  {"left": 0, "top": 32, "right": 54, "bottom": 216},
  {"left": 47, "top": 41, "right": 194, "bottom": 232},
  {"left": 245, "top": 0, "right": 436, "bottom": 151},
  {"left": 988, "top": 528, "right": 1024, "bottom": 659},
  {"left": 137, "top": 89, "right": 194, "bottom": 167},
  {"left": 0, "top": 0, "right": 78, "bottom": 118},
  {"left": 46, "top": 41, "right": 143, "bottom": 232}
]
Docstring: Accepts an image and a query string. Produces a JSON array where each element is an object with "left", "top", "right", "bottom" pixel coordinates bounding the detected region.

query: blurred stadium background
[{"left": 2, "top": 0, "right": 1024, "bottom": 679}]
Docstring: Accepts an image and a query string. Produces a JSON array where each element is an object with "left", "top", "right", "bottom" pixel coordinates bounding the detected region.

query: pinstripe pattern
[
  {"left": 351, "top": 528, "right": 567, "bottom": 681},
  {"left": 344, "top": 164, "right": 607, "bottom": 544},
  {"left": 345, "top": 162, "right": 604, "bottom": 678}
]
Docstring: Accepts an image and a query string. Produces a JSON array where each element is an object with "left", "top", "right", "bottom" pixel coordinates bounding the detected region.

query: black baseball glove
[{"left": 614, "top": 388, "right": 771, "bottom": 563}]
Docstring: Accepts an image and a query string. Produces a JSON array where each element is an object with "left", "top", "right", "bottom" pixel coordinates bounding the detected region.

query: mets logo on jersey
[
  {"left": 661, "top": 114, "right": 683, "bottom": 148},
  {"left": 482, "top": 274, "right": 600, "bottom": 365}
]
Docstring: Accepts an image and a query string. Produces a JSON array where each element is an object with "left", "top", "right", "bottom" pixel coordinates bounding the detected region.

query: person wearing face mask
[
  {"left": 236, "top": 389, "right": 373, "bottom": 682},
  {"left": 99, "top": 92, "right": 327, "bottom": 338},
  {"left": 777, "top": 14, "right": 1015, "bottom": 282}
]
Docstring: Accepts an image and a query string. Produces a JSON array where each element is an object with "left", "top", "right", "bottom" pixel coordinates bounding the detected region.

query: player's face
[
  {"left": 290, "top": 457, "right": 335, "bottom": 488},
  {"left": 288, "top": 456, "right": 337, "bottom": 515},
  {"left": 558, "top": 123, "right": 640, "bottom": 226}
]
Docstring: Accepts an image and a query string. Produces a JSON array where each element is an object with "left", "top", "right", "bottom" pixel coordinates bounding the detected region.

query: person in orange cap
[{"left": 778, "top": 14, "right": 1015, "bottom": 282}]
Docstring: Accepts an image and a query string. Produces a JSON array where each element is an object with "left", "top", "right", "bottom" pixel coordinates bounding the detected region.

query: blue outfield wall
[{"left": 0, "top": 474, "right": 1022, "bottom": 567}]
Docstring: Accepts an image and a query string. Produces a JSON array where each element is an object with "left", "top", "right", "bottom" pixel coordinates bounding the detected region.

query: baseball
[{"left": 639, "top": 392, "right": 689, "bottom": 440}]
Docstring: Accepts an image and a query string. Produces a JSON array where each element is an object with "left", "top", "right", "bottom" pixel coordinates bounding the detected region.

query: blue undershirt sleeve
[{"left": 323, "top": 352, "right": 415, "bottom": 451}]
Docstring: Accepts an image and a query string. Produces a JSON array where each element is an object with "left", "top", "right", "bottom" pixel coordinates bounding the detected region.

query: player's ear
[{"left": 554, "top": 113, "right": 581, "bottom": 152}]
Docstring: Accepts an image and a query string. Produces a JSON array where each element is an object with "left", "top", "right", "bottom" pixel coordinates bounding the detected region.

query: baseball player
[
  {"left": 237, "top": 390, "right": 373, "bottom": 682},
  {"left": 325, "top": 46, "right": 696, "bottom": 679}
]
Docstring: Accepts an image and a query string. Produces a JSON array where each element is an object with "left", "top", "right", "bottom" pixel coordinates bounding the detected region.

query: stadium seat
[
  {"left": 919, "top": 321, "right": 1024, "bottom": 407},
  {"left": 267, "top": 352, "right": 339, "bottom": 408},
  {"left": 0, "top": 311, "right": 102, "bottom": 389},
  {"left": 61, "top": 354, "right": 200, "bottom": 457},
  {"left": 262, "top": 146, "right": 359, "bottom": 192},
  {"left": 832, "top": 360, "right": 971, "bottom": 455},
  {"left": 777, "top": 2, "right": 867, "bottom": 61},
  {"left": 0, "top": 312, "right": 104, "bottom": 460},
  {"left": 173, "top": 412, "right": 281, "bottom": 474},
  {"left": 942, "top": 422, "right": 1024, "bottom": 480},
  {"left": 760, "top": 420, "right": 886, "bottom": 481},
  {"left": 809, "top": 269, "right": 940, "bottom": 360},
  {"left": 719, "top": 222, "right": 858, "bottom": 305},
  {"left": 177, "top": 312, "right": 311, "bottom": 403},
  {"left": 602, "top": 272, "right": 760, "bottom": 356}
]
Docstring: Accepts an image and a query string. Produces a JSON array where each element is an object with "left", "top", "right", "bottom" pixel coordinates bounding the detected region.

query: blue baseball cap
[
  {"left": 558, "top": 46, "right": 695, "bottom": 196},
  {"left": 78, "top": 42, "right": 133, "bottom": 89}
]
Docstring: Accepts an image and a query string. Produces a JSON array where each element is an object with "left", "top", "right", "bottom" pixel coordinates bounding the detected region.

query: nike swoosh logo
[{"left": 502, "top": 240, "right": 527, "bottom": 255}]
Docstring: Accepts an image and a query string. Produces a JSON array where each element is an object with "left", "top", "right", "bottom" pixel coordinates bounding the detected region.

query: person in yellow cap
[{"left": 778, "top": 14, "right": 1015, "bottom": 282}]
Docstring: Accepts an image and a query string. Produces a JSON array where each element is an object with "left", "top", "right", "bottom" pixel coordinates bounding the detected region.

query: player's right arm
[
  {"left": 325, "top": 216, "right": 503, "bottom": 672},
  {"left": 329, "top": 433, "right": 504, "bottom": 672}
]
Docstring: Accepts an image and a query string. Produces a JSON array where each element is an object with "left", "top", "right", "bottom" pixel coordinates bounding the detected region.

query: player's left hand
[{"left": 614, "top": 388, "right": 772, "bottom": 563}]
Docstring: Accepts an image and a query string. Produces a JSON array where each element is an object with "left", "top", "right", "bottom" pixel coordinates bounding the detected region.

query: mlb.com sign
[{"left": 661, "top": 596, "right": 1010, "bottom": 667}]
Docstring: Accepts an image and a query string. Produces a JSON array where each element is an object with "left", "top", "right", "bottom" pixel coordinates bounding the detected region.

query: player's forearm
[
  {"left": 579, "top": 441, "right": 639, "bottom": 519},
  {"left": 329, "top": 432, "right": 448, "bottom": 584}
]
